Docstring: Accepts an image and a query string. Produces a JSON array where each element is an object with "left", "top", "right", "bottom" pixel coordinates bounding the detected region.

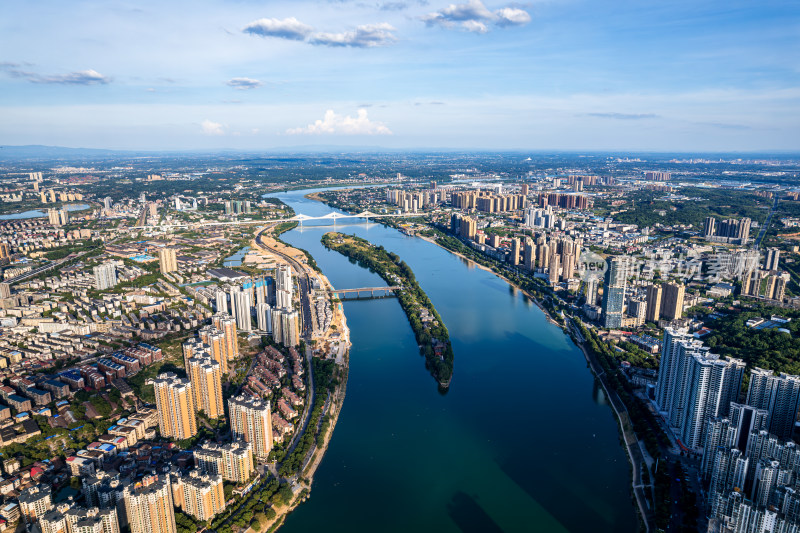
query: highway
[
  {"left": 754, "top": 195, "right": 780, "bottom": 248},
  {"left": 5, "top": 247, "right": 98, "bottom": 286}
]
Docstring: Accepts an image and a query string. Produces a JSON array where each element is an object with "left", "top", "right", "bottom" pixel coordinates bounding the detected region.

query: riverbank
[
  {"left": 566, "top": 319, "right": 654, "bottom": 531},
  {"left": 322, "top": 232, "right": 454, "bottom": 388},
  {"left": 246, "top": 224, "right": 352, "bottom": 533}
]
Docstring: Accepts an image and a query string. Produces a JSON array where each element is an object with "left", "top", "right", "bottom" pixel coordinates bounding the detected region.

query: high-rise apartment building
[
  {"left": 187, "top": 354, "right": 224, "bottom": 419},
  {"left": 746, "top": 368, "right": 800, "bottom": 440},
  {"left": 765, "top": 247, "right": 781, "bottom": 271},
  {"left": 195, "top": 441, "right": 255, "bottom": 484},
  {"left": 93, "top": 263, "right": 118, "bottom": 291},
  {"left": 655, "top": 328, "right": 745, "bottom": 449},
  {"left": 19, "top": 484, "right": 53, "bottom": 523},
  {"left": 158, "top": 248, "right": 177, "bottom": 275},
  {"left": 602, "top": 257, "right": 629, "bottom": 329},
  {"left": 0, "top": 242, "right": 11, "bottom": 260},
  {"left": 271, "top": 308, "right": 299, "bottom": 347},
  {"left": 232, "top": 288, "right": 252, "bottom": 332},
  {"left": 40, "top": 509, "right": 68, "bottom": 533},
  {"left": 47, "top": 208, "right": 69, "bottom": 226},
  {"left": 198, "top": 326, "right": 228, "bottom": 374},
  {"left": 172, "top": 471, "right": 225, "bottom": 522},
  {"left": 65, "top": 507, "right": 120, "bottom": 533},
  {"left": 276, "top": 264, "right": 293, "bottom": 307},
  {"left": 660, "top": 282, "right": 685, "bottom": 321},
  {"left": 509, "top": 238, "right": 520, "bottom": 266},
  {"left": 645, "top": 284, "right": 662, "bottom": 323},
  {"left": 256, "top": 302, "right": 272, "bottom": 332},
  {"left": 153, "top": 372, "right": 197, "bottom": 440},
  {"left": 212, "top": 313, "right": 238, "bottom": 363},
  {"left": 122, "top": 475, "right": 176, "bottom": 533},
  {"left": 228, "top": 395, "right": 273, "bottom": 460},
  {"left": 215, "top": 289, "right": 228, "bottom": 314}
]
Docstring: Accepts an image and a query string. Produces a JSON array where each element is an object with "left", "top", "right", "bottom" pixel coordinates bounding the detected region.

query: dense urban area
[{"left": 1, "top": 150, "right": 800, "bottom": 533}]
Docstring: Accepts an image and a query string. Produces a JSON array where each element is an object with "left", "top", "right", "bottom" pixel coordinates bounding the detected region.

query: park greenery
[
  {"left": 593, "top": 187, "right": 773, "bottom": 230},
  {"left": 322, "top": 232, "right": 455, "bottom": 386},
  {"left": 702, "top": 303, "right": 800, "bottom": 377}
]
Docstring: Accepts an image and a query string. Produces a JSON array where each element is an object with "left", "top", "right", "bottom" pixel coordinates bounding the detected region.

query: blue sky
[{"left": 0, "top": 0, "right": 798, "bottom": 151}]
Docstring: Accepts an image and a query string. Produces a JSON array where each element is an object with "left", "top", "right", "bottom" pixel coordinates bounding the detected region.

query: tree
[{"left": 223, "top": 482, "right": 235, "bottom": 501}]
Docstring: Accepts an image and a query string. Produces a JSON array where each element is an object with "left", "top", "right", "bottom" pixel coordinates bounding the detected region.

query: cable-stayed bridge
[{"left": 130, "top": 210, "right": 420, "bottom": 230}]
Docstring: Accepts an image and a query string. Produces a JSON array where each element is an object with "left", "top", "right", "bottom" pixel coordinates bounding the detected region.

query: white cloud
[
  {"left": 461, "top": 20, "right": 489, "bottom": 33},
  {"left": 421, "top": 0, "right": 531, "bottom": 32},
  {"left": 309, "top": 23, "right": 397, "bottom": 47},
  {"left": 287, "top": 109, "right": 392, "bottom": 135},
  {"left": 200, "top": 119, "right": 225, "bottom": 135},
  {"left": 242, "top": 17, "right": 314, "bottom": 41},
  {"left": 227, "top": 77, "right": 263, "bottom": 90},
  {"left": 495, "top": 7, "right": 531, "bottom": 26},
  {"left": 0, "top": 64, "right": 111, "bottom": 85}
]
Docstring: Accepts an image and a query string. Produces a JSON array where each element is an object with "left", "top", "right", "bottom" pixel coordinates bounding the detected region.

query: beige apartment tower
[
  {"left": 158, "top": 247, "right": 178, "bottom": 275},
  {"left": 172, "top": 471, "right": 225, "bottom": 522},
  {"left": 660, "top": 283, "right": 685, "bottom": 321},
  {"left": 187, "top": 355, "right": 224, "bottom": 419},
  {"left": 212, "top": 313, "right": 239, "bottom": 362},
  {"left": 123, "top": 475, "right": 176, "bottom": 533},
  {"left": 645, "top": 284, "right": 662, "bottom": 323},
  {"left": 194, "top": 441, "right": 255, "bottom": 484},
  {"left": 199, "top": 325, "right": 229, "bottom": 374},
  {"left": 153, "top": 372, "right": 197, "bottom": 440},
  {"left": 228, "top": 395, "right": 273, "bottom": 460}
]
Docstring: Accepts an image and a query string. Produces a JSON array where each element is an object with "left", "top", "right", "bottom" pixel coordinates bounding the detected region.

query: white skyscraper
[
  {"left": 655, "top": 328, "right": 745, "bottom": 449},
  {"left": 93, "top": 262, "right": 118, "bottom": 290},
  {"left": 746, "top": 368, "right": 800, "bottom": 441},
  {"left": 233, "top": 289, "right": 252, "bottom": 332},
  {"left": 276, "top": 265, "right": 293, "bottom": 309},
  {"left": 215, "top": 289, "right": 228, "bottom": 315},
  {"left": 256, "top": 303, "right": 272, "bottom": 333}
]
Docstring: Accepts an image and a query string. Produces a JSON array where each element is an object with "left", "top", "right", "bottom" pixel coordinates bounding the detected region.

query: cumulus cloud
[
  {"left": 200, "top": 119, "right": 226, "bottom": 135},
  {"left": 243, "top": 17, "right": 396, "bottom": 47},
  {"left": 0, "top": 63, "right": 111, "bottom": 85},
  {"left": 421, "top": 0, "right": 530, "bottom": 32},
  {"left": 494, "top": 7, "right": 531, "bottom": 26},
  {"left": 309, "top": 23, "right": 397, "bottom": 47},
  {"left": 242, "top": 17, "right": 314, "bottom": 40},
  {"left": 461, "top": 20, "right": 489, "bottom": 33},
  {"left": 227, "top": 77, "right": 263, "bottom": 90},
  {"left": 287, "top": 109, "right": 392, "bottom": 135}
]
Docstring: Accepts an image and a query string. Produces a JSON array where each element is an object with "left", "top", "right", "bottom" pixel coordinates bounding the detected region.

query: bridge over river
[{"left": 329, "top": 286, "right": 401, "bottom": 300}]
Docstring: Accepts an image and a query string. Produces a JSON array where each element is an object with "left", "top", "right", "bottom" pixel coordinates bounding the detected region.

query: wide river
[{"left": 272, "top": 187, "right": 637, "bottom": 533}]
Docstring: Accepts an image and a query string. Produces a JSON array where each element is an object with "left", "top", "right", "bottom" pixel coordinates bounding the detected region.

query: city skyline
[{"left": 1, "top": 0, "right": 798, "bottom": 152}]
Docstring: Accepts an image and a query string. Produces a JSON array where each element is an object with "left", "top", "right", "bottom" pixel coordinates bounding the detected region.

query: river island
[{"left": 321, "top": 232, "right": 454, "bottom": 389}]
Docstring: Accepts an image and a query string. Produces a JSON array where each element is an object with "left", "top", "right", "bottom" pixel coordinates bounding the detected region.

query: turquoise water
[{"left": 272, "top": 188, "right": 637, "bottom": 532}]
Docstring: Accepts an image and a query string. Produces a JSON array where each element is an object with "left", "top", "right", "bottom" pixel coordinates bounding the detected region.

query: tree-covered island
[{"left": 321, "top": 232, "right": 454, "bottom": 389}]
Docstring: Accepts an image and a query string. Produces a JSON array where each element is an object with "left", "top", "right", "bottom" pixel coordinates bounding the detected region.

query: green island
[{"left": 321, "top": 232, "right": 454, "bottom": 388}]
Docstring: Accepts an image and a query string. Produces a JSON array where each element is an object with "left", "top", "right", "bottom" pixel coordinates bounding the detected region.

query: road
[
  {"left": 254, "top": 227, "right": 315, "bottom": 338},
  {"left": 755, "top": 195, "right": 779, "bottom": 247},
  {"left": 5, "top": 247, "right": 99, "bottom": 286},
  {"left": 283, "top": 343, "right": 316, "bottom": 462}
]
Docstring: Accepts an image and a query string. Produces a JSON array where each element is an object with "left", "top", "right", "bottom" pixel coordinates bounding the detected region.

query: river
[
  {"left": 0, "top": 203, "right": 90, "bottom": 220},
  {"left": 270, "top": 187, "right": 637, "bottom": 533}
]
